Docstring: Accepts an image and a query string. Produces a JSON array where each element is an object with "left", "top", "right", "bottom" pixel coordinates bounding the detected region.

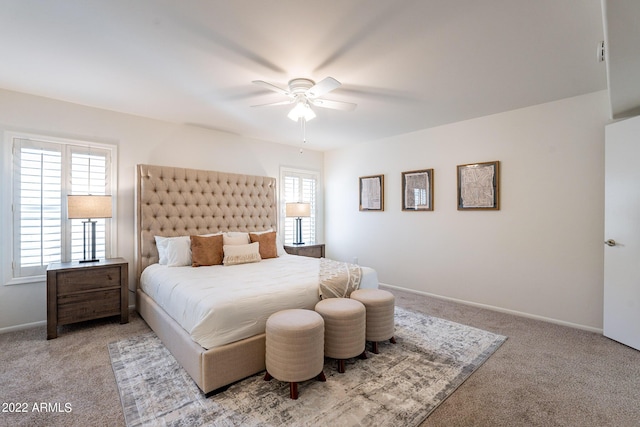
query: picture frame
[
  {"left": 402, "top": 169, "right": 433, "bottom": 211},
  {"left": 359, "top": 174, "right": 384, "bottom": 211},
  {"left": 457, "top": 161, "right": 500, "bottom": 210}
]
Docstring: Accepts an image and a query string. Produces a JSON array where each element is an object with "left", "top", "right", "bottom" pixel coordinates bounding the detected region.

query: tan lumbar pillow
[{"left": 223, "top": 242, "right": 262, "bottom": 266}]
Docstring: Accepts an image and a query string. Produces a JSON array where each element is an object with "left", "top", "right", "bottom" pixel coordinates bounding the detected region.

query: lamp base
[
  {"left": 293, "top": 217, "right": 305, "bottom": 245},
  {"left": 80, "top": 219, "right": 100, "bottom": 264}
]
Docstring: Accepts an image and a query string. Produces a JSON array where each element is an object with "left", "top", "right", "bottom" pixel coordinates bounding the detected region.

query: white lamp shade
[
  {"left": 286, "top": 202, "right": 311, "bottom": 217},
  {"left": 67, "top": 195, "right": 113, "bottom": 219}
]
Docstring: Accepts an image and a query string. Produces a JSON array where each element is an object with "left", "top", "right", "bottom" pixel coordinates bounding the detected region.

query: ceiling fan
[{"left": 251, "top": 77, "right": 357, "bottom": 122}]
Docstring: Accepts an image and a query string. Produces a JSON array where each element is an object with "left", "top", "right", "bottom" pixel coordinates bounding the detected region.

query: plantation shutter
[
  {"left": 281, "top": 168, "right": 318, "bottom": 245},
  {"left": 69, "top": 148, "right": 110, "bottom": 261},
  {"left": 12, "top": 139, "right": 63, "bottom": 278},
  {"left": 12, "top": 137, "right": 113, "bottom": 279}
]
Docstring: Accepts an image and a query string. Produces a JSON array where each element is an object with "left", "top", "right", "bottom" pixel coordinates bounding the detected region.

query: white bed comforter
[{"left": 140, "top": 254, "right": 378, "bottom": 349}]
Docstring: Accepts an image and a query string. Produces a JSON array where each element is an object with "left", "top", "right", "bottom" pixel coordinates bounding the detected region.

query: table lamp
[
  {"left": 285, "top": 202, "right": 310, "bottom": 245},
  {"left": 67, "top": 195, "right": 112, "bottom": 263}
]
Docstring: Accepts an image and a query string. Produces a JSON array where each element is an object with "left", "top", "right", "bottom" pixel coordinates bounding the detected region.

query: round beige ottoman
[
  {"left": 315, "top": 298, "right": 366, "bottom": 373},
  {"left": 350, "top": 289, "right": 396, "bottom": 354},
  {"left": 264, "top": 309, "right": 326, "bottom": 399}
]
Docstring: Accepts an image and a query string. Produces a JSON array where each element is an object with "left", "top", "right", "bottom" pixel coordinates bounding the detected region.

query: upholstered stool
[
  {"left": 350, "top": 289, "right": 396, "bottom": 354},
  {"left": 315, "top": 298, "right": 366, "bottom": 373},
  {"left": 264, "top": 309, "right": 326, "bottom": 399}
]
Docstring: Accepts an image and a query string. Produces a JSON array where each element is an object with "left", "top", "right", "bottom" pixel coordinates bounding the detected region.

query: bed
[{"left": 135, "top": 164, "right": 378, "bottom": 394}]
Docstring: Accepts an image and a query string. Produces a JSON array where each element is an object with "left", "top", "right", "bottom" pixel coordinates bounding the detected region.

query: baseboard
[
  {"left": 0, "top": 320, "right": 46, "bottom": 334},
  {"left": 1, "top": 307, "right": 136, "bottom": 335},
  {"left": 380, "top": 282, "right": 603, "bottom": 334}
]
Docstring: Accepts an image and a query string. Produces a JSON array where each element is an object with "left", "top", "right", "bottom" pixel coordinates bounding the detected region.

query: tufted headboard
[{"left": 136, "top": 164, "right": 277, "bottom": 283}]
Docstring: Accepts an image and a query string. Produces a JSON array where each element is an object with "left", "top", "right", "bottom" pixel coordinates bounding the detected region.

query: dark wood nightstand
[
  {"left": 284, "top": 243, "right": 325, "bottom": 258},
  {"left": 46, "top": 258, "right": 128, "bottom": 339}
]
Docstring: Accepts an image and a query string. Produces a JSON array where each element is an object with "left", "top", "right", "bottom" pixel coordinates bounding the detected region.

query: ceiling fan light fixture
[
  {"left": 288, "top": 100, "right": 316, "bottom": 122},
  {"left": 252, "top": 76, "right": 356, "bottom": 121}
]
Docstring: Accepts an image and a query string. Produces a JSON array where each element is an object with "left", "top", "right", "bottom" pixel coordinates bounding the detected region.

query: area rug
[{"left": 108, "top": 307, "right": 506, "bottom": 427}]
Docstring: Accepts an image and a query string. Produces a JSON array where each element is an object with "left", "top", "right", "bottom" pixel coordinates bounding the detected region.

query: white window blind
[
  {"left": 11, "top": 137, "right": 114, "bottom": 279},
  {"left": 280, "top": 168, "right": 319, "bottom": 245}
]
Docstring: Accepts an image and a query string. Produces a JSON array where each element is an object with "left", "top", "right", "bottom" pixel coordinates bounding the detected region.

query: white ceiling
[{"left": 0, "top": 0, "right": 609, "bottom": 151}]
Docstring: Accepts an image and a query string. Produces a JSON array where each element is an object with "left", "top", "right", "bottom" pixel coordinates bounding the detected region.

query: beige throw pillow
[{"left": 223, "top": 232, "right": 250, "bottom": 246}]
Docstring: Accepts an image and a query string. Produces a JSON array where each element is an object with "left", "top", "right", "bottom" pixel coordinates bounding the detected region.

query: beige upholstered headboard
[{"left": 136, "top": 164, "right": 277, "bottom": 283}]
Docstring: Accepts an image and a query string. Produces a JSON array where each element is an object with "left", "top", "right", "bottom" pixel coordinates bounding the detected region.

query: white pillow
[
  {"left": 155, "top": 236, "right": 168, "bottom": 264},
  {"left": 223, "top": 242, "right": 261, "bottom": 266},
  {"left": 154, "top": 235, "right": 191, "bottom": 266},
  {"left": 275, "top": 233, "right": 286, "bottom": 257},
  {"left": 165, "top": 237, "right": 192, "bottom": 267},
  {"left": 223, "top": 232, "right": 250, "bottom": 246}
]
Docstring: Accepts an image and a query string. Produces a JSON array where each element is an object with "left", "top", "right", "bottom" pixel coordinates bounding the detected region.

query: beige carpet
[{"left": 1, "top": 286, "right": 639, "bottom": 426}]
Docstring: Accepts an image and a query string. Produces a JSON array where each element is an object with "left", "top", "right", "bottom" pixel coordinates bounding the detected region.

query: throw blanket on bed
[{"left": 319, "top": 258, "right": 362, "bottom": 298}]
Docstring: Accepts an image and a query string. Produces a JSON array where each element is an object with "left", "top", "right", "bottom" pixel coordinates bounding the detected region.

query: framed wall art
[
  {"left": 359, "top": 174, "right": 384, "bottom": 211},
  {"left": 457, "top": 161, "right": 500, "bottom": 210},
  {"left": 402, "top": 169, "right": 433, "bottom": 211}
]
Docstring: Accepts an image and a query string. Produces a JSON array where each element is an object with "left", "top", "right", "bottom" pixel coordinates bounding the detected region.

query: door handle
[{"left": 605, "top": 239, "right": 617, "bottom": 247}]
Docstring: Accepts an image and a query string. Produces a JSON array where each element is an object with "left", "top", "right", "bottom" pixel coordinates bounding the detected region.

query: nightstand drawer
[
  {"left": 57, "top": 289, "right": 121, "bottom": 324},
  {"left": 295, "top": 246, "right": 323, "bottom": 258},
  {"left": 56, "top": 266, "right": 121, "bottom": 295}
]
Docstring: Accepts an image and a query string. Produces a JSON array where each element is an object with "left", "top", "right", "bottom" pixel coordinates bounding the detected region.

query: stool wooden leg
[
  {"left": 338, "top": 359, "right": 346, "bottom": 373},
  {"left": 390, "top": 336, "right": 396, "bottom": 344},
  {"left": 359, "top": 351, "right": 367, "bottom": 360},
  {"left": 372, "top": 341, "right": 379, "bottom": 354},
  {"left": 316, "top": 371, "right": 326, "bottom": 382},
  {"left": 290, "top": 382, "right": 298, "bottom": 399},
  {"left": 264, "top": 371, "right": 273, "bottom": 381}
]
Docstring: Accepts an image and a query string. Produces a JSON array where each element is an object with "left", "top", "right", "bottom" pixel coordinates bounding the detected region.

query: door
[{"left": 604, "top": 115, "right": 640, "bottom": 351}]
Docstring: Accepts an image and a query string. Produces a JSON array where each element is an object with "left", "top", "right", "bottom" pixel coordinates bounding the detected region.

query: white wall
[
  {"left": 0, "top": 89, "right": 611, "bottom": 331},
  {"left": 0, "top": 88, "right": 323, "bottom": 331},
  {"left": 325, "top": 91, "right": 609, "bottom": 330}
]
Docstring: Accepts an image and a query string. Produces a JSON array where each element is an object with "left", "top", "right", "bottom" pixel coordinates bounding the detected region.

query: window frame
[
  {"left": 2, "top": 131, "right": 118, "bottom": 286},
  {"left": 279, "top": 167, "right": 321, "bottom": 245}
]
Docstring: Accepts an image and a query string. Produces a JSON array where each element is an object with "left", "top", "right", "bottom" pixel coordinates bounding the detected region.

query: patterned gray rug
[{"left": 109, "top": 307, "right": 506, "bottom": 427}]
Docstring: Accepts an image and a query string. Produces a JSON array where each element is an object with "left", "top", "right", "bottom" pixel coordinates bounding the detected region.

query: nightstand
[
  {"left": 46, "top": 258, "right": 128, "bottom": 339},
  {"left": 284, "top": 243, "right": 325, "bottom": 258}
]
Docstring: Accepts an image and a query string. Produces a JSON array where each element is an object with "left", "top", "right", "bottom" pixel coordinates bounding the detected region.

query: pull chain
[
  {"left": 303, "top": 118, "right": 307, "bottom": 144},
  {"left": 300, "top": 118, "right": 307, "bottom": 154}
]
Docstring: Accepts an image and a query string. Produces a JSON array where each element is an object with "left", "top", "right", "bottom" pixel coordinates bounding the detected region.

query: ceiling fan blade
[
  {"left": 310, "top": 98, "right": 357, "bottom": 111},
  {"left": 251, "top": 99, "right": 294, "bottom": 108},
  {"left": 252, "top": 80, "right": 291, "bottom": 97},
  {"left": 306, "top": 77, "right": 341, "bottom": 98}
]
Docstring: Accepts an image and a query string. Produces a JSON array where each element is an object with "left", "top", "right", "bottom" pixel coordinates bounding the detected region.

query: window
[
  {"left": 280, "top": 167, "right": 319, "bottom": 245},
  {"left": 9, "top": 134, "right": 116, "bottom": 282}
]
